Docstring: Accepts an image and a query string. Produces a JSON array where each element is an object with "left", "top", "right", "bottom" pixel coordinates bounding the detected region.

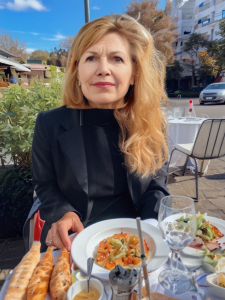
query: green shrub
[
  {"left": 180, "top": 92, "right": 200, "bottom": 97},
  {"left": 174, "top": 91, "right": 200, "bottom": 98},
  {"left": 50, "top": 65, "right": 57, "bottom": 71},
  {"left": 0, "top": 73, "right": 63, "bottom": 168},
  {"left": 0, "top": 168, "right": 33, "bottom": 238}
]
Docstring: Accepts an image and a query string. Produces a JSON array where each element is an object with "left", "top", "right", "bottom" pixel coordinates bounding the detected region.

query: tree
[
  {"left": 48, "top": 48, "right": 68, "bottom": 67},
  {"left": 198, "top": 50, "right": 215, "bottom": 79},
  {"left": 197, "top": 19, "right": 225, "bottom": 80},
  {"left": 216, "top": 19, "right": 225, "bottom": 39},
  {"left": 166, "top": 60, "right": 183, "bottom": 80},
  {"left": 166, "top": 60, "right": 184, "bottom": 80},
  {"left": 30, "top": 50, "right": 50, "bottom": 61},
  {"left": 59, "top": 36, "right": 75, "bottom": 51},
  {"left": 183, "top": 33, "right": 209, "bottom": 87},
  {"left": 0, "top": 29, "right": 28, "bottom": 61},
  {"left": 125, "top": 0, "right": 178, "bottom": 64},
  {"left": 166, "top": 60, "right": 183, "bottom": 90}
]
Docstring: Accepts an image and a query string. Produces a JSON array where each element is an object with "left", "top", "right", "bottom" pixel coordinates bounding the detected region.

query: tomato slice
[{"left": 211, "top": 225, "right": 224, "bottom": 238}]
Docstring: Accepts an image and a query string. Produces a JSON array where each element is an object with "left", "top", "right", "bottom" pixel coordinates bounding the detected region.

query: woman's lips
[{"left": 92, "top": 82, "right": 115, "bottom": 88}]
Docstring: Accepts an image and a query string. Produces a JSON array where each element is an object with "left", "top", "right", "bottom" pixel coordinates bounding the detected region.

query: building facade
[
  {"left": 167, "top": 0, "right": 225, "bottom": 89},
  {"left": 169, "top": 0, "right": 195, "bottom": 60},
  {"left": 193, "top": 0, "right": 225, "bottom": 40}
]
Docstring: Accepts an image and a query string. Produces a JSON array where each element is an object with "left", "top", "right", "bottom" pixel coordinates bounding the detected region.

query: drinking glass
[
  {"left": 158, "top": 195, "right": 197, "bottom": 294},
  {"left": 174, "top": 107, "right": 181, "bottom": 119}
]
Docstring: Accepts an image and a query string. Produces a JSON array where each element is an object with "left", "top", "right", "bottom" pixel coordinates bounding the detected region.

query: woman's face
[{"left": 78, "top": 32, "right": 134, "bottom": 109}]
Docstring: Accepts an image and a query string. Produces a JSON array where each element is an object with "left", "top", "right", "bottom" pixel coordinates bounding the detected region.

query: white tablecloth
[
  {"left": 168, "top": 118, "right": 209, "bottom": 174},
  {"left": 1, "top": 219, "right": 223, "bottom": 300}
]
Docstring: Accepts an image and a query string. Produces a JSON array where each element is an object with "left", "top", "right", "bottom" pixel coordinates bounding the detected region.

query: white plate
[
  {"left": 71, "top": 218, "right": 170, "bottom": 281},
  {"left": 181, "top": 217, "right": 225, "bottom": 268}
]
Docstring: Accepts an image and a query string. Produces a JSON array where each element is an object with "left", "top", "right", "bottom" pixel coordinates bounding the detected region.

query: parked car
[
  {"left": 192, "top": 86, "right": 204, "bottom": 92},
  {"left": 166, "top": 89, "right": 175, "bottom": 97},
  {"left": 199, "top": 83, "right": 225, "bottom": 105}
]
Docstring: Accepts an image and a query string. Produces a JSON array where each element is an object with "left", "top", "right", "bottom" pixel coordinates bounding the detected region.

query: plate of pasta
[{"left": 71, "top": 218, "right": 170, "bottom": 281}]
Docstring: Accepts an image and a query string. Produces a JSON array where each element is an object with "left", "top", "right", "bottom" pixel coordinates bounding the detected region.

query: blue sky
[{"left": 0, "top": 0, "right": 166, "bottom": 53}]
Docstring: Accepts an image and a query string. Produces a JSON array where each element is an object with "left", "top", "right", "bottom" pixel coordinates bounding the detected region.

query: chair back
[{"left": 192, "top": 119, "right": 225, "bottom": 159}]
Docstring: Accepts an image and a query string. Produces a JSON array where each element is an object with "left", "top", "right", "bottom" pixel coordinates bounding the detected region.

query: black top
[{"left": 83, "top": 109, "right": 138, "bottom": 225}]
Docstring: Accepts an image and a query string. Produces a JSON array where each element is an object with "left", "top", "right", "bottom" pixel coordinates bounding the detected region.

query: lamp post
[{"left": 84, "top": 0, "right": 90, "bottom": 23}]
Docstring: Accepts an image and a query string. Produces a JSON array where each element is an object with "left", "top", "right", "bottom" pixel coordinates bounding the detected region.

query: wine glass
[{"left": 158, "top": 195, "right": 197, "bottom": 294}]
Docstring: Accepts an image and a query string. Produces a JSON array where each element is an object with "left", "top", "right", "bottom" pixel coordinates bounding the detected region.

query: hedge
[
  {"left": 0, "top": 168, "right": 33, "bottom": 238},
  {"left": 174, "top": 91, "right": 200, "bottom": 98}
]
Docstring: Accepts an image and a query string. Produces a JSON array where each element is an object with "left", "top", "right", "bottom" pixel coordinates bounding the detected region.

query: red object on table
[
  {"left": 189, "top": 99, "right": 193, "bottom": 112},
  {"left": 33, "top": 210, "right": 45, "bottom": 242}
]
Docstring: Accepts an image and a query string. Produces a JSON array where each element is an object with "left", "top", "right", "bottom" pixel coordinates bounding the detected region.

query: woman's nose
[{"left": 96, "top": 58, "right": 111, "bottom": 76}]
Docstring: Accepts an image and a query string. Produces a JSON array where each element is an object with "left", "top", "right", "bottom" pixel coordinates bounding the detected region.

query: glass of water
[
  {"left": 158, "top": 196, "right": 197, "bottom": 294},
  {"left": 174, "top": 107, "right": 181, "bottom": 119}
]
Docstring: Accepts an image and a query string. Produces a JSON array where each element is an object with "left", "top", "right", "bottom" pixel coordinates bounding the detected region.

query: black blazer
[{"left": 32, "top": 106, "right": 169, "bottom": 249}]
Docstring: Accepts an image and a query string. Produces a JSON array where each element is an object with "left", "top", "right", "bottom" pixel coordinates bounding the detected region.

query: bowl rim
[
  {"left": 206, "top": 273, "right": 225, "bottom": 291},
  {"left": 67, "top": 277, "right": 104, "bottom": 300}
]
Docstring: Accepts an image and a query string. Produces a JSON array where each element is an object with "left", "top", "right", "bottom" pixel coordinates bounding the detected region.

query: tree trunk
[{"left": 192, "top": 65, "right": 195, "bottom": 88}]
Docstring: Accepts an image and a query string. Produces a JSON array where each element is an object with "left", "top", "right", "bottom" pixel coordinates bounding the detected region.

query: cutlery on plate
[
  {"left": 136, "top": 217, "right": 150, "bottom": 300},
  {"left": 87, "top": 257, "right": 94, "bottom": 293}
]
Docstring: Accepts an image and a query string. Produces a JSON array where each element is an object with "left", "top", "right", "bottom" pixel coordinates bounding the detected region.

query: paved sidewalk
[
  {"left": 0, "top": 237, "right": 25, "bottom": 290},
  {"left": 168, "top": 156, "right": 225, "bottom": 219},
  {"left": 0, "top": 157, "right": 225, "bottom": 291}
]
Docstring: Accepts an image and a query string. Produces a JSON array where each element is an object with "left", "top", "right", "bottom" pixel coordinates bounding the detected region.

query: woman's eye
[
  {"left": 114, "top": 57, "right": 123, "bottom": 62},
  {"left": 86, "top": 56, "right": 95, "bottom": 61}
]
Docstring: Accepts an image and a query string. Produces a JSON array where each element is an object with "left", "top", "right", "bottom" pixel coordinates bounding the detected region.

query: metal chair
[{"left": 168, "top": 118, "right": 225, "bottom": 201}]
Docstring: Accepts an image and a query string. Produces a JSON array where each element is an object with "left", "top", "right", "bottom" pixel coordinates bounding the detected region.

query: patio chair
[
  {"left": 168, "top": 118, "right": 225, "bottom": 201},
  {"left": 23, "top": 191, "right": 42, "bottom": 253}
]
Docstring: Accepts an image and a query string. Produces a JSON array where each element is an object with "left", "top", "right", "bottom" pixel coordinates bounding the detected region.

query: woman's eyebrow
[{"left": 85, "top": 50, "right": 126, "bottom": 56}]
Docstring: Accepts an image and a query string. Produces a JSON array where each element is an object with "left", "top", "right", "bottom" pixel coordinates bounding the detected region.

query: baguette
[
  {"left": 50, "top": 248, "right": 71, "bottom": 300},
  {"left": 27, "top": 247, "right": 54, "bottom": 300},
  {"left": 3, "top": 242, "right": 40, "bottom": 300}
]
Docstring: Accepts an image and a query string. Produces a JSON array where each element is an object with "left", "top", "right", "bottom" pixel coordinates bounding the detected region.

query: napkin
[
  {"left": 130, "top": 289, "right": 176, "bottom": 300},
  {"left": 142, "top": 286, "right": 176, "bottom": 300}
]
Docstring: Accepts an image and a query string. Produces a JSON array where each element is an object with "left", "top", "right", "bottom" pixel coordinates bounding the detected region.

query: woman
[{"left": 32, "top": 14, "right": 169, "bottom": 252}]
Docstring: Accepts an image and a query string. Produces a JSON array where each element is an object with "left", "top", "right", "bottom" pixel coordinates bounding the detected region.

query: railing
[
  {"left": 194, "top": 23, "right": 201, "bottom": 30},
  {"left": 215, "top": 0, "right": 224, "bottom": 5},
  {"left": 194, "top": 6, "right": 200, "bottom": 14},
  {"left": 199, "top": 2, "right": 211, "bottom": 12},
  {"left": 182, "top": 13, "right": 193, "bottom": 20}
]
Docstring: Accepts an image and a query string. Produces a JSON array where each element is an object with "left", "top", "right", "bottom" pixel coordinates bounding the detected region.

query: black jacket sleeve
[
  {"left": 32, "top": 112, "right": 79, "bottom": 224},
  {"left": 139, "top": 162, "right": 170, "bottom": 220}
]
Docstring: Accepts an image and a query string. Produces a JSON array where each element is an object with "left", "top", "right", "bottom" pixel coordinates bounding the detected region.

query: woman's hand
[{"left": 45, "top": 212, "right": 84, "bottom": 251}]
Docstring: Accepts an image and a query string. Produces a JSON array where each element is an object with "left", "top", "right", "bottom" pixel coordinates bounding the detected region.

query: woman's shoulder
[
  {"left": 40, "top": 105, "right": 70, "bottom": 119},
  {"left": 39, "top": 106, "right": 78, "bottom": 124},
  {"left": 36, "top": 106, "right": 80, "bottom": 132}
]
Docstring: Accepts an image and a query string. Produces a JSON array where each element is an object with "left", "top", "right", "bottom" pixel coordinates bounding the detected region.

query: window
[
  {"left": 223, "top": 10, "right": 225, "bottom": 19},
  {"left": 176, "top": 42, "right": 178, "bottom": 47},
  {"left": 181, "top": 41, "right": 183, "bottom": 46}
]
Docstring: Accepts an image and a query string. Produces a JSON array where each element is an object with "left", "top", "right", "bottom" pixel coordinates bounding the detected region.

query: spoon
[{"left": 87, "top": 257, "right": 94, "bottom": 293}]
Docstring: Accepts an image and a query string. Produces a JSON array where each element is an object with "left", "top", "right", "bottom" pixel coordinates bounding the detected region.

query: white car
[{"left": 199, "top": 83, "right": 225, "bottom": 105}]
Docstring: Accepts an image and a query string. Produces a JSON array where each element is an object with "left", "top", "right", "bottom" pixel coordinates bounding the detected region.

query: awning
[
  {"left": 0, "top": 55, "right": 31, "bottom": 72},
  {"left": 0, "top": 49, "right": 18, "bottom": 58}
]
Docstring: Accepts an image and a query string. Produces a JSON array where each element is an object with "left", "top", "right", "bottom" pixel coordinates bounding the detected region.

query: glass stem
[{"left": 170, "top": 250, "right": 180, "bottom": 283}]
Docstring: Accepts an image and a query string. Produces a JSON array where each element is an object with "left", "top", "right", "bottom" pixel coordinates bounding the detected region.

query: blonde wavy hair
[{"left": 61, "top": 14, "right": 168, "bottom": 177}]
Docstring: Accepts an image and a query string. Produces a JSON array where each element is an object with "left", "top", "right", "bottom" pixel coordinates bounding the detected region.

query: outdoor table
[
  {"left": 168, "top": 118, "right": 210, "bottom": 175},
  {"left": 1, "top": 218, "right": 224, "bottom": 300}
]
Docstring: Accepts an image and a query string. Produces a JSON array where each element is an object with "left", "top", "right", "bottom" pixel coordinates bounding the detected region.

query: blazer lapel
[{"left": 58, "top": 109, "right": 88, "bottom": 195}]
